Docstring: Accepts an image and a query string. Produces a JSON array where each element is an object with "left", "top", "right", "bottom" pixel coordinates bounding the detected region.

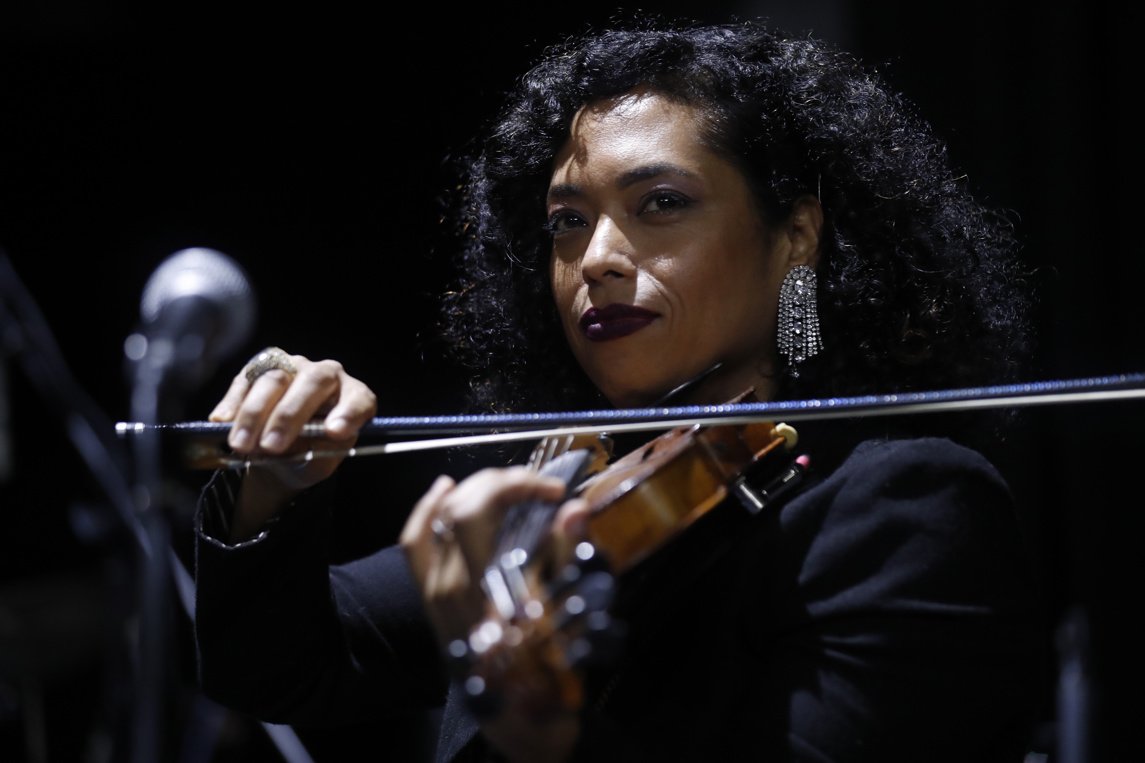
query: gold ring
[{"left": 244, "top": 346, "right": 297, "bottom": 383}]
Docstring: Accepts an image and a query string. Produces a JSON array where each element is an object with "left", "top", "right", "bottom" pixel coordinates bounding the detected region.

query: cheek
[
  {"left": 675, "top": 230, "right": 780, "bottom": 333},
  {"left": 672, "top": 241, "right": 763, "bottom": 306}
]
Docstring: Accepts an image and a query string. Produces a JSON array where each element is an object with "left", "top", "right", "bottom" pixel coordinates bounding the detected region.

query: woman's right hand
[{"left": 207, "top": 349, "right": 378, "bottom": 541}]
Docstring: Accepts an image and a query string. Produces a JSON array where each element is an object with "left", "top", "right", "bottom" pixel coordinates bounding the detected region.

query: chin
[
  {"left": 598, "top": 384, "right": 663, "bottom": 409},
  {"left": 588, "top": 363, "right": 681, "bottom": 409}
]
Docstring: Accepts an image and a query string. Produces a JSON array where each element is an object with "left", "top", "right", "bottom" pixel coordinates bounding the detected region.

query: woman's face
[{"left": 548, "top": 91, "right": 817, "bottom": 407}]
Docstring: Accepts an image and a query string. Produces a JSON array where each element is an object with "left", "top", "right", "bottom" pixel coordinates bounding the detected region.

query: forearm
[
  {"left": 193, "top": 472, "right": 444, "bottom": 724},
  {"left": 193, "top": 472, "right": 344, "bottom": 720}
]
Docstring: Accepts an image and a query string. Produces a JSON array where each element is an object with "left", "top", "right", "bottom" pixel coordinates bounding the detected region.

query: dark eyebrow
[
  {"left": 547, "top": 162, "right": 694, "bottom": 201},
  {"left": 617, "top": 163, "right": 693, "bottom": 187}
]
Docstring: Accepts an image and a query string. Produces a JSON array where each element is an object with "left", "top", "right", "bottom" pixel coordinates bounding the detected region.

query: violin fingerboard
[{"left": 497, "top": 449, "right": 596, "bottom": 559}]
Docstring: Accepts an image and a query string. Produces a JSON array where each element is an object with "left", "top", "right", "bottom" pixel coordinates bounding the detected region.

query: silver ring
[
  {"left": 244, "top": 346, "right": 297, "bottom": 383},
  {"left": 430, "top": 516, "right": 454, "bottom": 544}
]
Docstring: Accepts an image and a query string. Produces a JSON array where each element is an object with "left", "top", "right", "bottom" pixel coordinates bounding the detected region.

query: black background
[{"left": 1, "top": 1, "right": 1142, "bottom": 761}]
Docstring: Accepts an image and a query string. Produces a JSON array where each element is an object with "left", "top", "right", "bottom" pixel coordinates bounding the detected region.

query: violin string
[
  {"left": 499, "top": 436, "right": 555, "bottom": 558},
  {"left": 498, "top": 434, "right": 574, "bottom": 560},
  {"left": 486, "top": 436, "right": 586, "bottom": 620}
]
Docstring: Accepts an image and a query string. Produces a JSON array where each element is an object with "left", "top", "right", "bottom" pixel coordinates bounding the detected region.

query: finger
[
  {"left": 250, "top": 357, "right": 339, "bottom": 452},
  {"left": 400, "top": 474, "right": 488, "bottom": 645},
  {"left": 226, "top": 364, "right": 300, "bottom": 453},
  {"left": 401, "top": 474, "right": 458, "bottom": 584},
  {"left": 446, "top": 467, "right": 569, "bottom": 583},
  {"left": 549, "top": 497, "right": 592, "bottom": 566},
  {"left": 208, "top": 368, "right": 255, "bottom": 422},
  {"left": 402, "top": 474, "right": 457, "bottom": 548},
  {"left": 422, "top": 543, "right": 483, "bottom": 645},
  {"left": 321, "top": 374, "right": 378, "bottom": 441},
  {"left": 552, "top": 497, "right": 591, "bottom": 538},
  {"left": 209, "top": 349, "right": 303, "bottom": 423},
  {"left": 264, "top": 359, "right": 378, "bottom": 448}
]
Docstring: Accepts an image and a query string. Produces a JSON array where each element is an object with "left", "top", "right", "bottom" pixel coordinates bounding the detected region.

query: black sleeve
[{"left": 192, "top": 470, "right": 447, "bottom": 726}]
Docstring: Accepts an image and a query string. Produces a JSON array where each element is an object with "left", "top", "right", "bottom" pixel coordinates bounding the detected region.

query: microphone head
[{"left": 139, "top": 247, "right": 256, "bottom": 363}]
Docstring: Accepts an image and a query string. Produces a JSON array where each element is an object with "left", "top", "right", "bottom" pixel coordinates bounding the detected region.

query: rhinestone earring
[{"left": 776, "top": 264, "right": 823, "bottom": 378}]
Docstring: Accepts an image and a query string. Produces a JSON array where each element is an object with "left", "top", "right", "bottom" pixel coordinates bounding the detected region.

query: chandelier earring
[{"left": 776, "top": 264, "right": 823, "bottom": 379}]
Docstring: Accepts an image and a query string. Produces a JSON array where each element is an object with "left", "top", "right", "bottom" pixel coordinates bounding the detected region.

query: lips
[{"left": 579, "top": 304, "right": 660, "bottom": 341}]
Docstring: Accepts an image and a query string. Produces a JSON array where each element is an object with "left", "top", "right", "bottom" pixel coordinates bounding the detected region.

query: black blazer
[{"left": 194, "top": 434, "right": 1050, "bottom": 762}]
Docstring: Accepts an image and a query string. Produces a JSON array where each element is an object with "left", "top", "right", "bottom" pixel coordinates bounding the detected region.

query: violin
[{"left": 447, "top": 400, "right": 807, "bottom": 721}]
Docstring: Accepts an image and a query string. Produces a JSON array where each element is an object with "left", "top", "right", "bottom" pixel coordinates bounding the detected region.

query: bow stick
[{"left": 115, "top": 372, "right": 1145, "bottom": 469}]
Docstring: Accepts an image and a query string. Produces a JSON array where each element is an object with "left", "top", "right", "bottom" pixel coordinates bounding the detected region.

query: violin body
[{"left": 579, "top": 420, "right": 796, "bottom": 573}]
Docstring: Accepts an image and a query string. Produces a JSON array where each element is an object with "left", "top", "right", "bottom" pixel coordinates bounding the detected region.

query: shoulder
[
  {"left": 798, "top": 435, "right": 1012, "bottom": 525},
  {"left": 837, "top": 435, "right": 1005, "bottom": 488},
  {"left": 773, "top": 435, "right": 1033, "bottom": 611},
  {"left": 732, "top": 436, "right": 1049, "bottom": 758}
]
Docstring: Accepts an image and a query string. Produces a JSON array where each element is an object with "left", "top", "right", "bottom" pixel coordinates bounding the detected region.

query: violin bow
[{"left": 115, "top": 372, "right": 1145, "bottom": 468}]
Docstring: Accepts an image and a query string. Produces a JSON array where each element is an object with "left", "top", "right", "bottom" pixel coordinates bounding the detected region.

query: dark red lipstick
[{"left": 579, "top": 304, "right": 659, "bottom": 341}]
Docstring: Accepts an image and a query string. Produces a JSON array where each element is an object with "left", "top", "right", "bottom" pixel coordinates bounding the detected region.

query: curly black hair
[{"left": 436, "top": 17, "right": 1033, "bottom": 419}]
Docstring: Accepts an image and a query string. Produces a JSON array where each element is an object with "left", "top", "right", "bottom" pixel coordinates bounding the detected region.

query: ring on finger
[
  {"left": 244, "top": 346, "right": 298, "bottom": 383},
  {"left": 430, "top": 516, "right": 455, "bottom": 544}
]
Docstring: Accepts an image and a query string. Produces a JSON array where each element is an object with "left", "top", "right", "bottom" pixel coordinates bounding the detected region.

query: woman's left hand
[{"left": 401, "top": 467, "right": 592, "bottom": 763}]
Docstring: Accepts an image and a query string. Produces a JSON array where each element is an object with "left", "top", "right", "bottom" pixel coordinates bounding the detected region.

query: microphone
[
  {"left": 123, "top": 248, "right": 255, "bottom": 762},
  {"left": 126, "top": 247, "right": 256, "bottom": 394}
]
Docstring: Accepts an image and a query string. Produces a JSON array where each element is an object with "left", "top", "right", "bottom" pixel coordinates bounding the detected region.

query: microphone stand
[
  {"left": 1, "top": 249, "right": 142, "bottom": 760},
  {"left": 126, "top": 338, "right": 179, "bottom": 763},
  {"left": 125, "top": 246, "right": 254, "bottom": 763}
]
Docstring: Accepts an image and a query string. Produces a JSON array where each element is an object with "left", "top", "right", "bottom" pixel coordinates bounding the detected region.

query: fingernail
[
  {"left": 568, "top": 513, "right": 588, "bottom": 536},
  {"left": 209, "top": 405, "right": 231, "bottom": 421},
  {"left": 260, "top": 429, "right": 285, "bottom": 451},
  {"left": 230, "top": 427, "right": 253, "bottom": 451}
]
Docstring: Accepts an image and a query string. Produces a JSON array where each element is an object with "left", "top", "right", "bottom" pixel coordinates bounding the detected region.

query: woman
[{"left": 193, "top": 17, "right": 1049, "bottom": 762}]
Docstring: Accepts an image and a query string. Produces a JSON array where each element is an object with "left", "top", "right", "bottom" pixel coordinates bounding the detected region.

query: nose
[{"left": 581, "top": 216, "right": 636, "bottom": 285}]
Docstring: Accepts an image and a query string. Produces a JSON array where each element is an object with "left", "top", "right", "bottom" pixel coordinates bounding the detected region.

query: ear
[{"left": 782, "top": 194, "right": 823, "bottom": 270}]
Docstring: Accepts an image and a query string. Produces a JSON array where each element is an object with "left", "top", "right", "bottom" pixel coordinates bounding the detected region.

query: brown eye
[
  {"left": 545, "top": 209, "right": 588, "bottom": 235},
  {"left": 641, "top": 191, "right": 690, "bottom": 215}
]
